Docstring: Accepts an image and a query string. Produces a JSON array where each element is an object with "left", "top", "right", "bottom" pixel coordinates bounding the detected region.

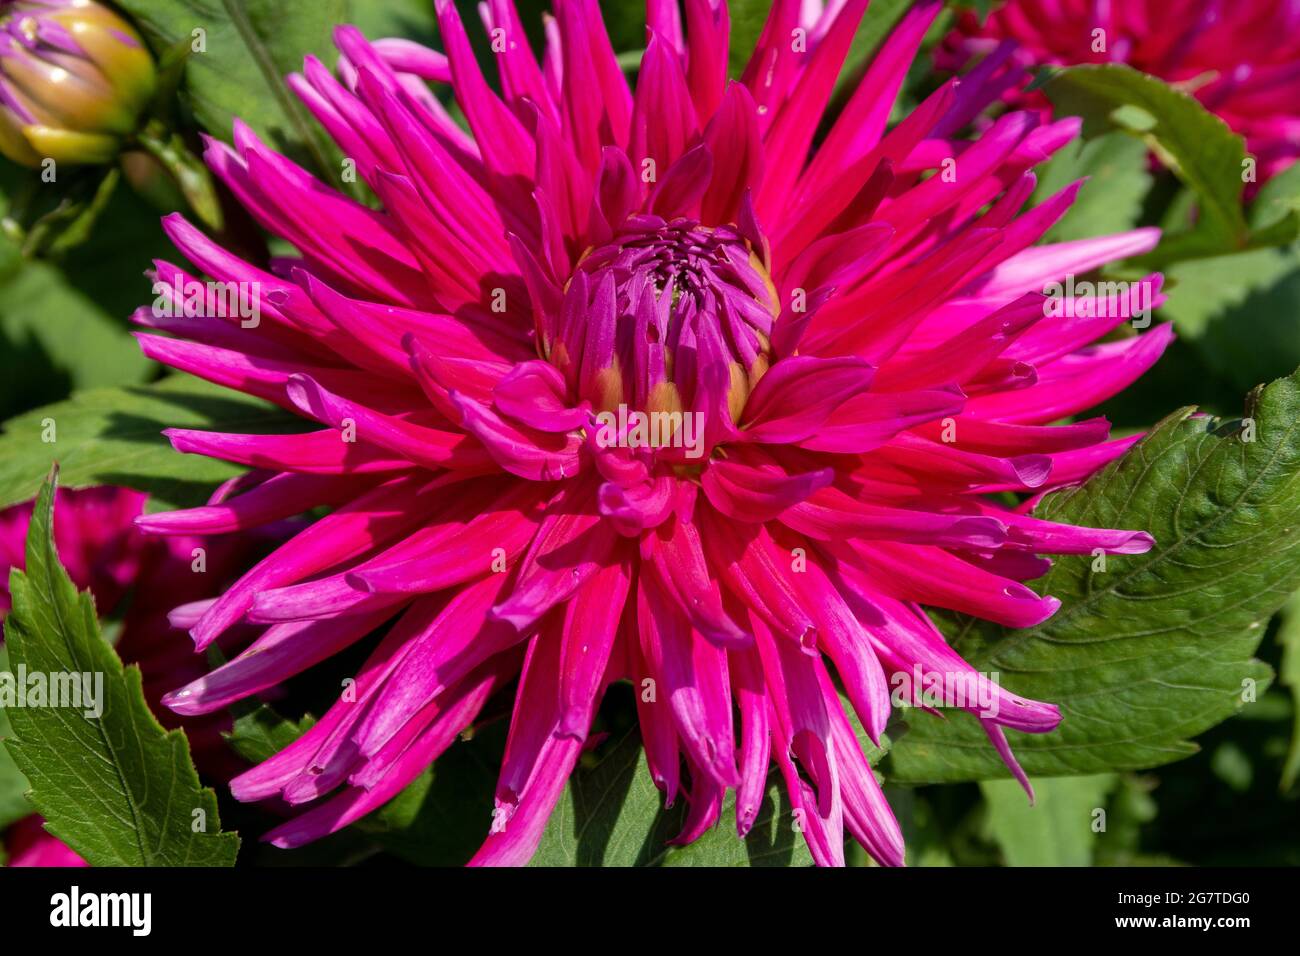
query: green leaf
[
  {"left": 888, "top": 369, "right": 1300, "bottom": 783},
  {"left": 348, "top": 0, "right": 438, "bottom": 46},
  {"left": 1277, "top": 592, "right": 1300, "bottom": 791},
  {"left": 1250, "top": 161, "right": 1300, "bottom": 235},
  {"left": 0, "top": 645, "right": 34, "bottom": 832},
  {"left": 363, "top": 719, "right": 506, "bottom": 866},
  {"left": 0, "top": 376, "right": 297, "bottom": 513},
  {"left": 1158, "top": 245, "right": 1300, "bottom": 392},
  {"left": 1043, "top": 64, "right": 1282, "bottom": 266},
  {"left": 726, "top": 0, "right": 768, "bottom": 79},
  {"left": 981, "top": 774, "right": 1116, "bottom": 866},
  {"left": 116, "top": 0, "right": 346, "bottom": 181},
  {"left": 0, "top": 259, "right": 152, "bottom": 419},
  {"left": 2, "top": 471, "right": 239, "bottom": 866},
  {"left": 224, "top": 703, "right": 315, "bottom": 764},
  {"left": 1032, "top": 131, "right": 1152, "bottom": 243}
]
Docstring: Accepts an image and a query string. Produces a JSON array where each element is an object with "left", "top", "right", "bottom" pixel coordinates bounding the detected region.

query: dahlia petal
[
  {"left": 555, "top": 0, "right": 632, "bottom": 171},
  {"left": 452, "top": 391, "right": 583, "bottom": 480},
  {"left": 742, "top": 355, "right": 876, "bottom": 443},
  {"left": 755, "top": 0, "right": 869, "bottom": 220},
  {"left": 740, "top": 0, "right": 804, "bottom": 126},
  {"left": 668, "top": 767, "right": 725, "bottom": 845},
  {"left": 628, "top": 606, "right": 683, "bottom": 804},
  {"left": 264, "top": 663, "right": 504, "bottom": 848},
  {"left": 968, "top": 228, "right": 1161, "bottom": 301},
  {"left": 874, "top": 293, "right": 1043, "bottom": 391},
  {"left": 229, "top": 602, "right": 438, "bottom": 800},
  {"left": 753, "top": 616, "right": 845, "bottom": 866},
  {"left": 434, "top": 3, "right": 536, "bottom": 187},
  {"left": 648, "top": 143, "right": 714, "bottom": 219},
  {"left": 684, "top": 0, "right": 730, "bottom": 120},
  {"left": 189, "top": 474, "right": 438, "bottom": 650},
  {"left": 351, "top": 575, "right": 523, "bottom": 759},
  {"left": 491, "top": 505, "right": 619, "bottom": 632},
  {"left": 597, "top": 476, "right": 675, "bottom": 536},
  {"left": 1007, "top": 274, "right": 1167, "bottom": 366},
  {"left": 842, "top": 539, "right": 1061, "bottom": 629},
  {"left": 631, "top": 33, "right": 700, "bottom": 174},
  {"left": 833, "top": 570, "right": 1061, "bottom": 734},
  {"left": 164, "top": 607, "right": 394, "bottom": 716},
  {"left": 991, "top": 508, "right": 1155, "bottom": 556},
  {"left": 913, "top": 415, "right": 1113, "bottom": 456},
  {"left": 1025, "top": 434, "right": 1142, "bottom": 490},
  {"left": 964, "top": 325, "right": 1175, "bottom": 424},
  {"left": 797, "top": 0, "right": 942, "bottom": 205},
  {"left": 286, "top": 373, "right": 494, "bottom": 472},
  {"left": 557, "top": 560, "right": 631, "bottom": 737},
  {"left": 349, "top": 482, "right": 546, "bottom": 598},
  {"left": 783, "top": 487, "right": 1009, "bottom": 549},
  {"left": 135, "top": 472, "right": 364, "bottom": 535},
  {"left": 730, "top": 645, "right": 771, "bottom": 837},
  {"left": 135, "top": 332, "right": 419, "bottom": 413},
  {"left": 869, "top": 432, "right": 1053, "bottom": 492},
  {"left": 703, "top": 513, "right": 817, "bottom": 646},
  {"left": 819, "top": 665, "right": 905, "bottom": 866},
  {"left": 797, "top": 558, "right": 891, "bottom": 745},
  {"left": 701, "top": 451, "right": 833, "bottom": 523},
  {"left": 699, "top": 81, "right": 763, "bottom": 225},
  {"left": 645, "top": 509, "right": 749, "bottom": 647},
  {"left": 492, "top": 361, "right": 589, "bottom": 433},
  {"left": 470, "top": 734, "right": 584, "bottom": 867},
  {"left": 780, "top": 220, "right": 894, "bottom": 296},
  {"left": 481, "top": 0, "right": 553, "bottom": 118},
  {"left": 796, "top": 385, "right": 967, "bottom": 454},
  {"left": 981, "top": 719, "right": 1035, "bottom": 802},
  {"left": 164, "top": 428, "right": 412, "bottom": 475},
  {"left": 637, "top": 572, "right": 740, "bottom": 788}
]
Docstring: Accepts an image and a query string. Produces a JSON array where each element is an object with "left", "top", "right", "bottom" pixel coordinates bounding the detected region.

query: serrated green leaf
[
  {"left": 1033, "top": 132, "right": 1152, "bottom": 243},
  {"left": 1043, "top": 64, "right": 1278, "bottom": 266},
  {"left": 888, "top": 370, "right": 1300, "bottom": 783},
  {"left": 981, "top": 774, "right": 1116, "bottom": 866},
  {"left": 116, "top": 0, "right": 345, "bottom": 182},
  {"left": 2, "top": 472, "right": 239, "bottom": 866},
  {"left": 0, "top": 376, "right": 297, "bottom": 513}
]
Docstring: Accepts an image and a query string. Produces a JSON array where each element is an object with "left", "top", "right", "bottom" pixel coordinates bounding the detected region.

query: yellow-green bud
[{"left": 0, "top": 0, "right": 157, "bottom": 167}]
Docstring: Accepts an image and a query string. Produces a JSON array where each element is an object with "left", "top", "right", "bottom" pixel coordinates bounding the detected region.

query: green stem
[{"left": 136, "top": 122, "right": 224, "bottom": 232}]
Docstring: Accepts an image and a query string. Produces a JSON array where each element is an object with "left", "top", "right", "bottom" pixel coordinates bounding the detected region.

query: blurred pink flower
[
  {"left": 135, "top": 0, "right": 1169, "bottom": 866},
  {"left": 942, "top": 0, "right": 1300, "bottom": 182}
]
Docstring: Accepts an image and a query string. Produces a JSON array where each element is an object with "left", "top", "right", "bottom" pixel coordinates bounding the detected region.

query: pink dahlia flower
[
  {"left": 0, "top": 485, "right": 250, "bottom": 866},
  {"left": 136, "top": 0, "right": 1170, "bottom": 866},
  {"left": 942, "top": 0, "right": 1300, "bottom": 182}
]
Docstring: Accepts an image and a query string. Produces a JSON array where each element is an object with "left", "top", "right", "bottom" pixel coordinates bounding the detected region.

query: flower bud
[{"left": 0, "top": 0, "right": 156, "bottom": 167}]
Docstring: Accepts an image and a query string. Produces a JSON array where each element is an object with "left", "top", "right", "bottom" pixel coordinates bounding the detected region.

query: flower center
[{"left": 553, "top": 215, "right": 778, "bottom": 435}]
